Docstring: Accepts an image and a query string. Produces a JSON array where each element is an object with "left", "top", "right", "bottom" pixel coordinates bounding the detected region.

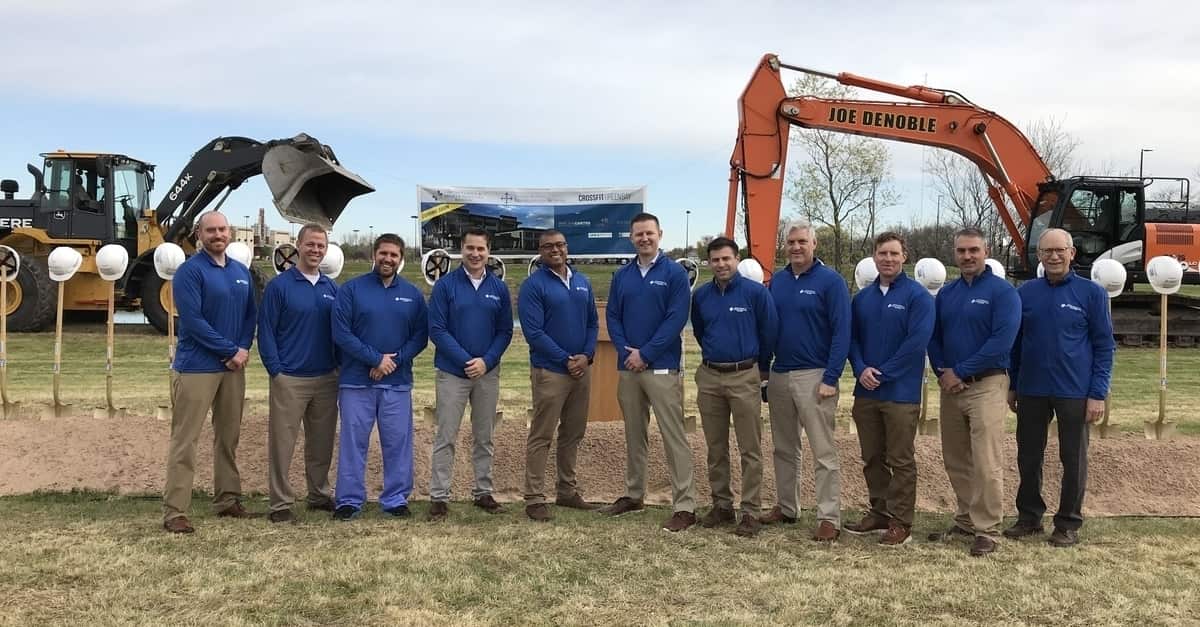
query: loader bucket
[{"left": 262, "top": 144, "right": 374, "bottom": 228}]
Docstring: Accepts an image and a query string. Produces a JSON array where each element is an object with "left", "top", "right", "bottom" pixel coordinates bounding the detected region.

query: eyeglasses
[
  {"left": 1037, "top": 247, "right": 1070, "bottom": 258},
  {"left": 539, "top": 242, "right": 567, "bottom": 250}
]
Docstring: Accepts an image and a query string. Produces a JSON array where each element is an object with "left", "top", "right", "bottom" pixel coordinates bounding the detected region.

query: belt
[
  {"left": 702, "top": 358, "right": 757, "bottom": 373},
  {"left": 963, "top": 368, "right": 1006, "bottom": 384}
]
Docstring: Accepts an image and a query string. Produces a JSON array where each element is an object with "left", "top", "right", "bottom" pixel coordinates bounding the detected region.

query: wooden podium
[{"left": 587, "top": 301, "right": 622, "bottom": 422}]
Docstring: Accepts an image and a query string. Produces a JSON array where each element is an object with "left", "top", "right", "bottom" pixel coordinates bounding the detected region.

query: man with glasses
[
  {"left": 518, "top": 230, "right": 599, "bottom": 522},
  {"left": 1004, "top": 228, "right": 1114, "bottom": 548}
]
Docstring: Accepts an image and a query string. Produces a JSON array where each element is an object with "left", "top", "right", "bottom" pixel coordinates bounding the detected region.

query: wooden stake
[
  {"left": 1157, "top": 291, "right": 1168, "bottom": 424},
  {"left": 105, "top": 280, "right": 116, "bottom": 414},
  {"left": 52, "top": 280, "right": 65, "bottom": 417},
  {"left": 1, "top": 265, "right": 9, "bottom": 417}
]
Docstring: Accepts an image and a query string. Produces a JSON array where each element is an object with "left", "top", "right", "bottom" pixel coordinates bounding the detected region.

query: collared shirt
[
  {"left": 928, "top": 266, "right": 1020, "bottom": 380},
  {"left": 607, "top": 249, "right": 689, "bottom": 370},
  {"left": 257, "top": 266, "right": 338, "bottom": 377},
  {"left": 691, "top": 273, "right": 777, "bottom": 366},
  {"left": 767, "top": 258, "right": 851, "bottom": 386},
  {"left": 637, "top": 251, "right": 661, "bottom": 278},
  {"left": 849, "top": 272, "right": 935, "bottom": 403},
  {"left": 173, "top": 248, "right": 257, "bottom": 373},
  {"left": 332, "top": 271, "right": 428, "bottom": 389},
  {"left": 429, "top": 265, "right": 514, "bottom": 378}
]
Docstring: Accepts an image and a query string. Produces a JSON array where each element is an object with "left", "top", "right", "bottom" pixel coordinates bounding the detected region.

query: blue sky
[{"left": 2, "top": 0, "right": 1197, "bottom": 250}]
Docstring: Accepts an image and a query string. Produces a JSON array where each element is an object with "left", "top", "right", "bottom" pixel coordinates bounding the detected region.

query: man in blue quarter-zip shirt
[
  {"left": 691, "top": 237, "right": 777, "bottom": 538},
  {"left": 331, "top": 233, "right": 428, "bottom": 520},
  {"left": 927, "top": 228, "right": 1019, "bottom": 556},
  {"left": 162, "top": 211, "right": 258, "bottom": 534},
  {"left": 763, "top": 221, "right": 850, "bottom": 543},
  {"left": 258, "top": 223, "right": 340, "bottom": 524},
  {"left": 845, "top": 231, "right": 934, "bottom": 546},
  {"left": 518, "top": 230, "right": 599, "bottom": 522},
  {"left": 600, "top": 212, "right": 698, "bottom": 533},
  {"left": 1003, "top": 228, "right": 1114, "bottom": 548},
  {"left": 427, "top": 228, "right": 514, "bottom": 521}
]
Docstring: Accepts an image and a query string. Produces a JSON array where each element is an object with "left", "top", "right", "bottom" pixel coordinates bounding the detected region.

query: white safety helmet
[
  {"left": 320, "top": 243, "right": 345, "bottom": 279},
  {"left": 1089, "top": 259, "right": 1127, "bottom": 299},
  {"left": 854, "top": 257, "right": 878, "bottom": 289},
  {"left": 0, "top": 245, "right": 20, "bottom": 283},
  {"left": 736, "top": 258, "right": 765, "bottom": 283},
  {"left": 226, "top": 241, "right": 253, "bottom": 268},
  {"left": 154, "top": 243, "right": 186, "bottom": 280},
  {"left": 1146, "top": 255, "right": 1184, "bottom": 295},
  {"left": 95, "top": 244, "right": 130, "bottom": 281},
  {"left": 914, "top": 258, "right": 947, "bottom": 296},
  {"left": 47, "top": 246, "right": 83, "bottom": 282},
  {"left": 984, "top": 258, "right": 1006, "bottom": 279}
]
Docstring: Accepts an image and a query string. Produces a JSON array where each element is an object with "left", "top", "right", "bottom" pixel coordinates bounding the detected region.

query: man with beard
[
  {"left": 258, "top": 223, "right": 340, "bottom": 523},
  {"left": 519, "top": 230, "right": 599, "bottom": 522},
  {"left": 162, "top": 211, "right": 258, "bottom": 533},
  {"left": 331, "top": 234, "right": 428, "bottom": 520},
  {"left": 427, "top": 228, "right": 514, "bottom": 520}
]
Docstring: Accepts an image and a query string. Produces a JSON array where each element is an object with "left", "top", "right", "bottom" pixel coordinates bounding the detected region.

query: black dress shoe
[
  {"left": 473, "top": 494, "right": 505, "bottom": 514},
  {"left": 1002, "top": 521, "right": 1045, "bottom": 539},
  {"left": 267, "top": 509, "right": 294, "bottom": 524},
  {"left": 428, "top": 501, "right": 449, "bottom": 521},
  {"left": 383, "top": 505, "right": 411, "bottom": 518}
]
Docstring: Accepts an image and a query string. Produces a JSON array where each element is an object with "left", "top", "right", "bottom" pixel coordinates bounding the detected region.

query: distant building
[
  {"left": 233, "top": 226, "right": 254, "bottom": 246},
  {"left": 270, "top": 230, "right": 292, "bottom": 247}
]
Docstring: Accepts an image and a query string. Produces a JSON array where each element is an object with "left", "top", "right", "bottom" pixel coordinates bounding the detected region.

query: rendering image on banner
[{"left": 417, "top": 186, "right": 645, "bottom": 256}]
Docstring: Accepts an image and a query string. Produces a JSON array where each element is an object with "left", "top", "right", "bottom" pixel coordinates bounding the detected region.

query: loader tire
[
  {"left": 5, "top": 256, "right": 55, "bottom": 332},
  {"left": 140, "top": 272, "right": 173, "bottom": 335}
]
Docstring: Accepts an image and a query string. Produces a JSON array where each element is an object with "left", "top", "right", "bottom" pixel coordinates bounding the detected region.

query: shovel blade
[{"left": 262, "top": 142, "right": 374, "bottom": 228}]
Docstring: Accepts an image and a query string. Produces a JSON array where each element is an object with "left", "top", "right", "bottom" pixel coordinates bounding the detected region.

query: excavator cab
[{"left": 1026, "top": 177, "right": 1148, "bottom": 276}]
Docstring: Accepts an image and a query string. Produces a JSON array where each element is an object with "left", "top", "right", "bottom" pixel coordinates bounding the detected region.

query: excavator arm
[{"left": 728, "top": 54, "right": 1052, "bottom": 273}]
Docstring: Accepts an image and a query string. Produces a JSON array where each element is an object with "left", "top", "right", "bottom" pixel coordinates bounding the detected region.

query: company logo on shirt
[
  {"left": 887, "top": 303, "right": 907, "bottom": 310},
  {"left": 798, "top": 289, "right": 817, "bottom": 296},
  {"left": 729, "top": 306, "right": 748, "bottom": 313},
  {"left": 649, "top": 280, "right": 668, "bottom": 287},
  {"left": 575, "top": 286, "right": 589, "bottom": 293},
  {"left": 322, "top": 294, "right": 335, "bottom": 301},
  {"left": 970, "top": 298, "right": 990, "bottom": 305},
  {"left": 484, "top": 294, "right": 501, "bottom": 301},
  {"left": 1060, "top": 303, "right": 1083, "bottom": 313},
  {"left": 396, "top": 296, "right": 414, "bottom": 303},
  {"left": 235, "top": 279, "right": 249, "bottom": 286}
]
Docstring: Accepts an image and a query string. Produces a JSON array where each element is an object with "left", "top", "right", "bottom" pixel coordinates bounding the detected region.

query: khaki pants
[
  {"left": 268, "top": 372, "right": 339, "bottom": 512},
  {"left": 939, "top": 373, "right": 1007, "bottom": 539},
  {"left": 430, "top": 367, "right": 501, "bottom": 501},
  {"left": 696, "top": 366, "right": 762, "bottom": 515},
  {"left": 163, "top": 370, "right": 246, "bottom": 521},
  {"left": 851, "top": 397, "right": 919, "bottom": 526},
  {"left": 524, "top": 367, "right": 590, "bottom": 504},
  {"left": 618, "top": 369, "right": 697, "bottom": 513},
  {"left": 767, "top": 369, "right": 841, "bottom": 524}
]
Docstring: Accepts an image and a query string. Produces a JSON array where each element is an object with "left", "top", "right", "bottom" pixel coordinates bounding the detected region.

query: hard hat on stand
[
  {"left": 854, "top": 257, "right": 878, "bottom": 289},
  {"left": 96, "top": 244, "right": 130, "bottom": 281},
  {"left": 320, "top": 243, "right": 345, "bottom": 279},
  {"left": 914, "top": 258, "right": 947, "bottom": 296},
  {"left": 47, "top": 247, "right": 83, "bottom": 282},
  {"left": 154, "top": 243, "right": 186, "bottom": 280}
]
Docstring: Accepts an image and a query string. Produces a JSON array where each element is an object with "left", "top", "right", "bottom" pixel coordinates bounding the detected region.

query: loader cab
[
  {"left": 38, "top": 153, "right": 153, "bottom": 251},
  {"left": 1025, "top": 177, "right": 1148, "bottom": 276}
]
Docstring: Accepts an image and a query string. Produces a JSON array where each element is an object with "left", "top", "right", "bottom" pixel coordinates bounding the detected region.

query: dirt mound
[{"left": 1, "top": 413, "right": 1196, "bottom": 517}]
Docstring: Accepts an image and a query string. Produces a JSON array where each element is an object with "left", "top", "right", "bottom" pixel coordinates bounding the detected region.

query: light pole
[
  {"left": 368, "top": 225, "right": 374, "bottom": 244},
  {"left": 684, "top": 210, "right": 691, "bottom": 258},
  {"left": 410, "top": 215, "right": 419, "bottom": 258},
  {"left": 1140, "top": 148, "right": 1154, "bottom": 181}
]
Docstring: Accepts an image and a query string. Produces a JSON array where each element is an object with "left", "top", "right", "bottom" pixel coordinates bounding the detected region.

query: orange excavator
[{"left": 727, "top": 53, "right": 1200, "bottom": 345}]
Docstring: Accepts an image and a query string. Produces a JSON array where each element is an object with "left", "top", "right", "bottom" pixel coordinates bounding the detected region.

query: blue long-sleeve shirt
[
  {"left": 429, "top": 266, "right": 514, "bottom": 378},
  {"left": 332, "top": 271, "right": 428, "bottom": 388},
  {"left": 691, "top": 273, "right": 778, "bottom": 367},
  {"left": 767, "top": 260, "right": 851, "bottom": 386},
  {"left": 927, "top": 266, "right": 1020, "bottom": 380},
  {"left": 606, "top": 252, "right": 690, "bottom": 371},
  {"left": 849, "top": 272, "right": 935, "bottom": 403},
  {"left": 1010, "top": 271, "right": 1115, "bottom": 400},
  {"left": 173, "top": 249, "right": 256, "bottom": 373},
  {"left": 257, "top": 267, "right": 338, "bottom": 377},
  {"left": 518, "top": 266, "right": 598, "bottom": 375}
]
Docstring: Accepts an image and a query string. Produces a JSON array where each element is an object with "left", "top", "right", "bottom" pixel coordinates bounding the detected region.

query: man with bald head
[
  {"left": 1005, "top": 228, "right": 1114, "bottom": 548},
  {"left": 163, "top": 211, "right": 259, "bottom": 533}
]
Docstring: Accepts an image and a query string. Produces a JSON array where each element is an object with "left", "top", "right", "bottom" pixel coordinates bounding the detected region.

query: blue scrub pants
[{"left": 335, "top": 386, "right": 414, "bottom": 511}]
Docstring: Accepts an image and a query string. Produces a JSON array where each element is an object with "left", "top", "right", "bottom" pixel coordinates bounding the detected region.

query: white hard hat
[
  {"left": 854, "top": 257, "right": 878, "bottom": 289},
  {"left": 154, "top": 243, "right": 186, "bottom": 280},
  {"left": 736, "top": 258, "right": 765, "bottom": 283},
  {"left": 320, "top": 243, "right": 345, "bottom": 279},
  {"left": 95, "top": 244, "right": 129, "bottom": 281},
  {"left": 1090, "top": 259, "right": 1127, "bottom": 298},
  {"left": 47, "top": 246, "right": 83, "bottom": 282},
  {"left": 914, "top": 258, "right": 947, "bottom": 296},
  {"left": 1146, "top": 255, "right": 1184, "bottom": 295},
  {"left": 984, "top": 258, "right": 1006, "bottom": 280},
  {"left": 0, "top": 245, "right": 20, "bottom": 283},
  {"left": 226, "top": 241, "right": 253, "bottom": 268}
]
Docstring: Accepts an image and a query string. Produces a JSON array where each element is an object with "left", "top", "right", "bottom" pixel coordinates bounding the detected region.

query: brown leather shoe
[
  {"left": 600, "top": 497, "right": 645, "bottom": 516},
  {"left": 700, "top": 506, "right": 736, "bottom": 528},
  {"left": 812, "top": 520, "right": 840, "bottom": 542},
  {"left": 473, "top": 494, "right": 505, "bottom": 514},
  {"left": 216, "top": 501, "right": 262, "bottom": 519},
  {"left": 554, "top": 493, "right": 600, "bottom": 510},
  {"left": 662, "top": 511, "right": 697, "bottom": 532},
  {"left": 428, "top": 501, "right": 449, "bottom": 521},
  {"left": 879, "top": 520, "right": 912, "bottom": 546},
  {"left": 267, "top": 509, "right": 294, "bottom": 524},
  {"left": 1047, "top": 527, "right": 1079, "bottom": 548},
  {"left": 734, "top": 514, "right": 762, "bottom": 538},
  {"left": 970, "top": 535, "right": 998, "bottom": 556},
  {"left": 844, "top": 513, "right": 890, "bottom": 535},
  {"left": 163, "top": 516, "right": 195, "bottom": 534},
  {"left": 525, "top": 503, "right": 552, "bottom": 522},
  {"left": 760, "top": 505, "right": 797, "bottom": 525}
]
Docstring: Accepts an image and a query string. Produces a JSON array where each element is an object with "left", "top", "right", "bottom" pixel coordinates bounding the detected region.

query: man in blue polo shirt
[
  {"left": 518, "top": 229, "right": 598, "bottom": 522},
  {"left": 927, "top": 227, "right": 1020, "bottom": 556},
  {"left": 763, "top": 221, "right": 850, "bottom": 543},
  {"left": 691, "top": 237, "right": 777, "bottom": 538},
  {"left": 258, "top": 223, "right": 340, "bottom": 524},
  {"left": 427, "top": 228, "right": 514, "bottom": 521},
  {"left": 162, "top": 211, "right": 258, "bottom": 533},
  {"left": 600, "top": 212, "right": 698, "bottom": 533},
  {"left": 1004, "top": 228, "right": 1114, "bottom": 548},
  {"left": 845, "top": 231, "right": 934, "bottom": 546},
  {"left": 331, "top": 233, "right": 428, "bottom": 520}
]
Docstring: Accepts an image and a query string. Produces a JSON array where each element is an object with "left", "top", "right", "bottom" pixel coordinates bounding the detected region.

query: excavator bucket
[{"left": 262, "top": 144, "right": 374, "bottom": 228}]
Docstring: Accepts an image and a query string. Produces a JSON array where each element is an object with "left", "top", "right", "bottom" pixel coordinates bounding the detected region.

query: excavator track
[{"left": 1110, "top": 292, "right": 1200, "bottom": 348}]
